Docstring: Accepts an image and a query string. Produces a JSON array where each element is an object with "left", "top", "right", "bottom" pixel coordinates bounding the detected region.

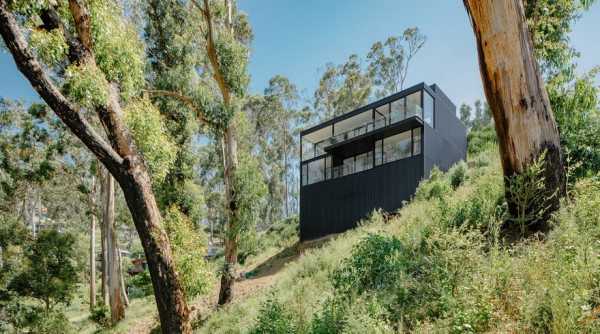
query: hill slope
[{"left": 197, "top": 146, "right": 600, "bottom": 333}]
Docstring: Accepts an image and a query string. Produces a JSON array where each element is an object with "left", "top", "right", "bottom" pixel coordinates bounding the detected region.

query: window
[
  {"left": 374, "top": 104, "right": 390, "bottom": 126},
  {"left": 301, "top": 140, "right": 314, "bottom": 162},
  {"left": 325, "top": 156, "right": 332, "bottom": 179},
  {"left": 423, "top": 91, "right": 434, "bottom": 127},
  {"left": 343, "top": 157, "right": 355, "bottom": 176},
  {"left": 383, "top": 130, "right": 412, "bottom": 163},
  {"left": 307, "top": 158, "right": 325, "bottom": 184},
  {"left": 406, "top": 91, "right": 422, "bottom": 119},
  {"left": 375, "top": 140, "right": 383, "bottom": 166},
  {"left": 390, "top": 98, "right": 405, "bottom": 124},
  {"left": 301, "top": 164, "right": 308, "bottom": 185},
  {"left": 355, "top": 151, "right": 373, "bottom": 173},
  {"left": 412, "top": 127, "right": 422, "bottom": 155}
]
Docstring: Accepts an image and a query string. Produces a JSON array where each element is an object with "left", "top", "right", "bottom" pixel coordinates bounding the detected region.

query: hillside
[{"left": 196, "top": 145, "right": 600, "bottom": 333}]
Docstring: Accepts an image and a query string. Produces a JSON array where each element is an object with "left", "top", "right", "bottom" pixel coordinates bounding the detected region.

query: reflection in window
[
  {"left": 325, "top": 156, "right": 332, "bottom": 179},
  {"left": 301, "top": 140, "right": 314, "bottom": 162},
  {"left": 302, "top": 164, "right": 308, "bottom": 185},
  {"left": 383, "top": 131, "right": 412, "bottom": 163},
  {"left": 307, "top": 158, "right": 325, "bottom": 185},
  {"left": 406, "top": 91, "right": 422, "bottom": 119},
  {"left": 423, "top": 91, "right": 434, "bottom": 127},
  {"left": 390, "top": 98, "right": 405, "bottom": 124},
  {"left": 375, "top": 139, "right": 383, "bottom": 166},
  {"left": 374, "top": 104, "right": 390, "bottom": 127},
  {"left": 413, "top": 127, "right": 422, "bottom": 155},
  {"left": 343, "top": 157, "right": 355, "bottom": 176},
  {"left": 355, "top": 151, "right": 373, "bottom": 173}
]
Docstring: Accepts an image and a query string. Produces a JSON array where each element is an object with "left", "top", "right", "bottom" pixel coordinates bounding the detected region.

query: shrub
[
  {"left": 467, "top": 125, "right": 497, "bottom": 155},
  {"left": 89, "top": 301, "right": 110, "bottom": 328},
  {"left": 415, "top": 167, "right": 451, "bottom": 201},
  {"left": 250, "top": 296, "right": 297, "bottom": 334},
  {"left": 127, "top": 269, "right": 153, "bottom": 298},
  {"left": 448, "top": 160, "right": 468, "bottom": 189}
]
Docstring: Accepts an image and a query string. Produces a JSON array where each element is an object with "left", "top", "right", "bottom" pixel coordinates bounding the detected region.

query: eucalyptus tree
[
  {"left": 463, "top": 0, "right": 565, "bottom": 231},
  {"left": 367, "top": 27, "right": 426, "bottom": 98},
  {"left": 0, "top": 1, "right": 192, "bottom": 331},
  {"left": 314, "top": 54, "right": 372, "bottom": 119}
]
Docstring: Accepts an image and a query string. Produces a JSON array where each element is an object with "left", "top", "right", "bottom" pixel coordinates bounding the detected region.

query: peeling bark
[{"left": 463, "top": 0, "right": 566, "bottom": 230}]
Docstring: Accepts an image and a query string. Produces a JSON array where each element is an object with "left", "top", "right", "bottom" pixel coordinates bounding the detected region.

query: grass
[{"left": 195, "top": 146, "right": 600, "bottom": 333}]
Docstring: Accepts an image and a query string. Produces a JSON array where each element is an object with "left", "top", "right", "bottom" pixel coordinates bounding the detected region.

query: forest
[{"left": 0, "top": 0, "right": 599, "bottom": 333}]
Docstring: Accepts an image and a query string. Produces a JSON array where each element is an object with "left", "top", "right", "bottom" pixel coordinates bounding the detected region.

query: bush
[
  {"left": 89, "top": 302, "right": 110, "bottom": 328},
  {"left": 467, "top": 125, "right": 497, "bottom": 155},
  {"left": 250, "top": 296, "right": 297, "bottom": 334},
  {"left": 415, "top": 167, "right": 451, "bottom": 201},
  {"left": 127, "top": 269, "right": 153, "bottom": 298},
  {"left": 448, "top": 160, "right": 468, "bottom": 189}
]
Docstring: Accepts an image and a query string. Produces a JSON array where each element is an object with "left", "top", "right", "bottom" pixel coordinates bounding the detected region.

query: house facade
[{"left": 299, "top": 83, "right": 467, "bottom": 241}]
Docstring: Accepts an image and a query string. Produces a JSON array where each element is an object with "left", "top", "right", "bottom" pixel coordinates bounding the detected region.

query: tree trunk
[
  {"left": 89, "top": 176, "right": 97, "bottom": 311},
  {"left": 102, "top": 171, "right": 126, "bottom": 323},
  {"left": 463, "top": 0, "right": 566, "bottom": 231},
  {"left": 218, "top": 126, "right": 239, "bottom": 305},
  {"left": 118, "top": 249, "right": 129, "bottom": 306},
  {"left": 0, "top": 4, "right": 192, "bottom": 332}
]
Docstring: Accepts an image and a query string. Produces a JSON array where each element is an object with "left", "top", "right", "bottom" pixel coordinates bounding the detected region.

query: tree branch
[
  {"left": 144, "top": 89, "right": 214, "bottom": 127},
  {"left": 0, "top": 1, "right": 123, "bottom": 172}
]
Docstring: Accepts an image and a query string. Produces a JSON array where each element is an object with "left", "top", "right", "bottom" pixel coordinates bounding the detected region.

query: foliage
[
  {"left": 163, "top": 206, "right": 213, "bottom": 300},
  {"left": 123, "top": 98, "right": 178, "bottom": 183},
  {"left": 505, "top": 151, "right": 554, "bottom": 234},
  {"left": 88, "top": 0, "right": 145, "bottom": 100},
  {"left": 8, "top": 229, "right": 79, "bottom": 311},
  {"left": 367, "top": 27, "right": 426, "bottom": 98},
  {"left": 127, "top": 270, "right": 154, "bottom": 299},
  {"left": 250, "top": 296, "right": 298, "bottom": 334},
  {"left": 314, "top": 55, "right": 372, "bottom": 119},
  {"left": 89, "top": 301, "right": 110, "bottom": 328},
  {"left": 214, "top": 32, "right": 250, "bottom": 98},
  {"left": 29, "top": 28, "right": 68, "bottom": 66},
  {"left": 64, "top": 63, "right": 109, "bottom": 109},
  {"left": 467, "top": 124, "right": 497, "bottom": 155},
  {"left": 414, "top": 167, "right": 451, "bottom": 201},
  {"left": 448, "top": 160, "right": 468, "bottom": 189}
]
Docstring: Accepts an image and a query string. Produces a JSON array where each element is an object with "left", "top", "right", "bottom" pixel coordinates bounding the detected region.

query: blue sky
[{"left": 1, "top": 1, "right": 599, "bottom": 108}]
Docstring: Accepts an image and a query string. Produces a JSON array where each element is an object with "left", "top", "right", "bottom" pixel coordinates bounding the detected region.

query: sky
[{"left": 1, "top": 1, "right": 599, "bottom": 109}]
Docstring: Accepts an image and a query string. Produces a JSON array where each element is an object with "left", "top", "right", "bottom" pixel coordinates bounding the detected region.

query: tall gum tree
[
  {"left": 0, "top": 1, "right": 191, "bottom": 332},
  {"left": 463, "top": 0, "right": 566, "bottom": 231}
]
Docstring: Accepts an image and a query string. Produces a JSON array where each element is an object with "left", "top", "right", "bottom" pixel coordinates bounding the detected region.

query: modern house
[{"left": 299, "top": 83, "right": 467, "bottom": 241}]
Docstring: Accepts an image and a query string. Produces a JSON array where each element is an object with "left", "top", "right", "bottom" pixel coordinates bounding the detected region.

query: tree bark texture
[
  {"left": 463, "top": 0, "right": 566, "bottom": 229},
  {"left": 102, "top": 171, "right": 126, "bottom": 323},
  {"left": 0, "top": 2, "right": 191, "bottom": 332},
  {"left": 89, "top": 176, "right": 97, "bottom": 311}
]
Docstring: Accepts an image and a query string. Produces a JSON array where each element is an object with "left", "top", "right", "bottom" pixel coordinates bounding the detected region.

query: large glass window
[
  {"left": 343, "top": 157, "right": 355, "bottom": 176},
  {"left": 325, "top": 156, "right": 332, "bottom": 180},
  {"left": 383, "top": 130, "right": 412, "bottom": 163},
  {"left": 307, "top": 158, "right": 325, "bottom": 185},
  {"left": 390, "top": 98, "right": 405, "bottom": 124},
  {"left": 374, "top": 104, "right": 390, "bottom": 127},
  {"left": 406, "top": 91, "right": 422, "bottom": 119},
  {"left": 301, "top": 140, "right": 314, "bottom": 162},
  {"left": 355, "top": 151, "right": 373, "bottom": 173},
  {"left": 375, "top": 139, "right": 383, "bottom": 166},
  {"left": 301, "top": 164, "right": 308, "bottom": 185},
  {"left": 423, "top": 91, "right": 434, "bottom": 127},
  {"left": 412, "top": 127, "right": 422, "bottom": 155}
]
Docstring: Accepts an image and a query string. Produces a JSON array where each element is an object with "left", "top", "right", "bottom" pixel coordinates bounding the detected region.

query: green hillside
[{"left": 197, "top": 143, "right": 600, "bottom": 333}]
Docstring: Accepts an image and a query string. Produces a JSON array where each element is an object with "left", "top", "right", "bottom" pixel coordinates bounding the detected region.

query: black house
[{"left": 299, "top": 83, "right": 467, "bottom": 241}]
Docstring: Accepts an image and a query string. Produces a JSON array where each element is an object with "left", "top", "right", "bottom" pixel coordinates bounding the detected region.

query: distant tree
[
  {"left": 314, "top": 54, "right": 372, "bottom": 119},
  {"left": 464, "top": 0, "right": 566, "bottom": 231},
  {"left": 367, "top": 27, "right": 426, "bottom": 98},
  {"left": 459, "top": 103, "right": 472, "bottom": 128},
  {"left": 9, "top": 229, "right": 78, "bottom": 313}
]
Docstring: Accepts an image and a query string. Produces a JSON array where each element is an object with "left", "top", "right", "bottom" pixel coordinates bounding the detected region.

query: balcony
[{"left": 302, "top": 88, "right": 431, "bottom": 163}]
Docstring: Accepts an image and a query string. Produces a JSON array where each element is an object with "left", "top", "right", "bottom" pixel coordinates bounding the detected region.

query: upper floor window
[
  {"left": 406, "top": 91, "right": 421, "bottom": 118},
  {"left": 423, "top": 91, "right": 434, "bottom": 127}
]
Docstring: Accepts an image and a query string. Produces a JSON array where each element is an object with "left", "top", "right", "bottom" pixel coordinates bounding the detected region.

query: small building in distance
[{"left": 299, "top": 83, "right": 467, "bottom": 241}]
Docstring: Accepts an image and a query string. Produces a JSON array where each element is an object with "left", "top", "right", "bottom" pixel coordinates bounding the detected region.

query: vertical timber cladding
[{"left": 300, "top": 155, "right": 424, "bottom": 241}]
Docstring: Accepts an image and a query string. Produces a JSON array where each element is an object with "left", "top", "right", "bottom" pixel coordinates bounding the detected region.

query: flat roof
[{"left": 301, "top": 82, "right": 439, "bottom": 136}]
